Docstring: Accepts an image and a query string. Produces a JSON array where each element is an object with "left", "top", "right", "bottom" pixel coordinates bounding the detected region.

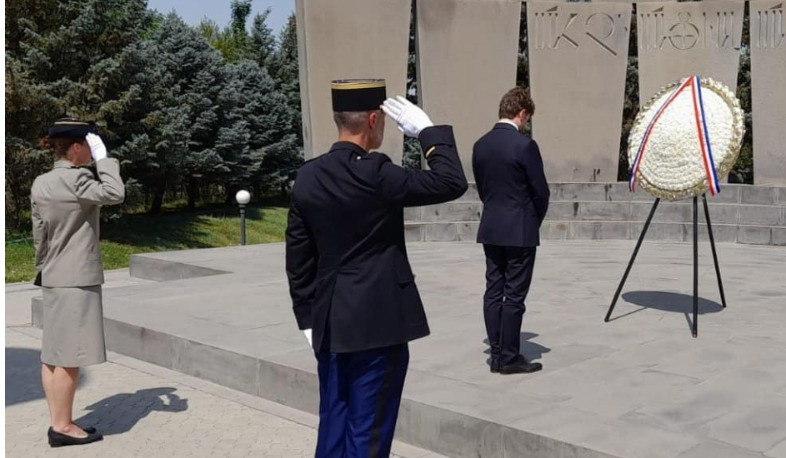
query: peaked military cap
[
  {"left": 331, "top": 79, "right": 386, "bottom": 112},
  {"left": 48, "top": 118, "right": 94, "bottom": 139}
]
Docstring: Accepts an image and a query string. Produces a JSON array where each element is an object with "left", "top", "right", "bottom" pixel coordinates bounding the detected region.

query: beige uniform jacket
[{"left": 31, "top": 158, "right": 125, "bottom": 287}]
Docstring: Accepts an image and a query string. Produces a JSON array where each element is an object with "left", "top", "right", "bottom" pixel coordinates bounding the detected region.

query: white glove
[
  {"left": 303, "top": 329, "right": 313, "bottom": 347},
  {"left": 86, "top": 133, "right": 108, "bottom": 161},
  {"left": 381, "top": 96, "right": 434, "bottom": 138}
]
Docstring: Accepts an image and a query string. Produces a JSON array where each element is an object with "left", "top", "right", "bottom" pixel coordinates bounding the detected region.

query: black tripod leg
[
  {"left": 693, "top": 196, "right": 699, "bottom": 338},
  {"left": 703, "top": 194, "right": 727, "bottom": 308},
  {"left": 605, "top": 198, "right": 660, "bottom": 322}
]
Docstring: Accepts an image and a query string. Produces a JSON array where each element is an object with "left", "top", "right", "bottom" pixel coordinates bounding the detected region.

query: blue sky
[{"left": 146, "top": 0, "right": 295, "bottom": 34}]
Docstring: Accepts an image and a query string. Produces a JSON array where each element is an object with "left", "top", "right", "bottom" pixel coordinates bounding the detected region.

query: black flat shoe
[
  {"left": 48, "top": 427, "right": 103, "bottom": 447},
  {"left": 499, "top": 356, "right": 542, "bottom": 375},
  {"left": 71, "top": 424, "right": 97, "bottom": 434}
]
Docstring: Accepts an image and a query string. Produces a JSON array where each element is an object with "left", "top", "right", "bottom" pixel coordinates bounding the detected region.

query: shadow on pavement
[
  {"left": 75, "top": 387, "right": 188, "bottom": 436},
  {"left": 611, "top": 290, "right": 724, "bottom": 332},
  {"left": 5, "top": 347, "right": 87, "bottom": 406},
  {"left": 621, "top": 291, "right": 723, "bottom": 315}
]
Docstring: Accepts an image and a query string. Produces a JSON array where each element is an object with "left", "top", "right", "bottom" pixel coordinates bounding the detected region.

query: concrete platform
[{"left": 32, "top": 241, "right": 786, "bottom": 458}]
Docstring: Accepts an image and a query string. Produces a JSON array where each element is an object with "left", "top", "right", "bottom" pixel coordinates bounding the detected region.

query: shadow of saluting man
[{"left": 75, "top": 387, "right": 188, "bottom": 436}]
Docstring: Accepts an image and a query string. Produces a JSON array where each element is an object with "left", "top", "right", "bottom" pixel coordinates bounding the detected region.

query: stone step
[
  {"left": 406, "top": 183, "right": 786, "bottom": 245},
  {"left": 408, "top": 201, "right": 786, "bottom": 226},
  {"left": 405, "top": 221, "right": 786, "bottom": 245},
  {"left": 450, "top": 182, "right": 786, "bottom": 205}
]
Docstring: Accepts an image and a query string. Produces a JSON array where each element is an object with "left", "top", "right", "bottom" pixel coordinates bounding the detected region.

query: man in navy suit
[
  {"left": 472, "top": 87, "right": 549, "bottom": 375},
  {"left": 286, "top": 79, "right": 467, "bottom": 457}
]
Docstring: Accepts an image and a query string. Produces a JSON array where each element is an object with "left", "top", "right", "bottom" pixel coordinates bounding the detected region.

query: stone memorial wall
[{"left": 295, "top": 0, "right": 785, "bottom": 186}]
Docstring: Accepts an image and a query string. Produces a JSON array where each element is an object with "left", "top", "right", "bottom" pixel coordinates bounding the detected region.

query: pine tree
[
  {"left": 5, "top": 0, "right": 150, "bottom": 225},
  {"left": 250, "top": 8, "right": 277, "bottom": 70},
  {"left": 113, "top": 13, "right": 226, "bottom": 213},
  {"left": 271, "top": 14, "right": 303, "bottom": 147}
]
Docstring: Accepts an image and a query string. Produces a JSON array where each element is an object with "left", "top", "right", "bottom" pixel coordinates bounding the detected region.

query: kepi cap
[
  {"left": 331, "top": 79, "right": 386, "bottom": 112},
  {"left": 47, "top": 118, "right": 94, "bottom": 139}
]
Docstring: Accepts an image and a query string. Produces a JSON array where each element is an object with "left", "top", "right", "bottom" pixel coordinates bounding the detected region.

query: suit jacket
[
  {"left": 472, "top": 122, "right": 550, "bottom": 247},
  {"left": 286, "top": 126, "right": 468, "bottom": 353},
  {"left": 31, "top": 158, "right": 125, "bottom": 287}
]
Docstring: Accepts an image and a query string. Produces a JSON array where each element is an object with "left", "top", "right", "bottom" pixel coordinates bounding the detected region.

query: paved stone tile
[
  {"left": 19, "top": 240, "right": 786, "bottom": 458},
  {"left": 4, "top": 327, "right": 436, "bottom": 458}
]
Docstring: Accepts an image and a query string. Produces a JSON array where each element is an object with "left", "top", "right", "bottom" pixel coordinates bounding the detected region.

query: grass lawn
[{"left": 5, "top": 206, "right": 288, "bottom": 284}]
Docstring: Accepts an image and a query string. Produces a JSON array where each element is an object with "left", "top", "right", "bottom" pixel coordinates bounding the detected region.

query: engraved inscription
[
  {"left": 756, "top": 3, "right": 785, "bottom": 49},
  {"left": 532, "top": 7, "right": 624, "bottom": 56},
  {"left": 669, "top": 12, "right": 700, "bottom": 50},
  {"left": 640, "top": 8, "right": 741, "bottom": 52},
  {"left": 586, "top": 12, "right": 618, "bottom": 56}
]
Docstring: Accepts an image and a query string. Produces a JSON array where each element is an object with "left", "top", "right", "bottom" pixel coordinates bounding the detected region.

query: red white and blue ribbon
[
  {"left": 690, "top": 76, "right": 721, "bottom": 195},
  {"left": 629, "top": 76, "right": 721, "bottom": 196}
]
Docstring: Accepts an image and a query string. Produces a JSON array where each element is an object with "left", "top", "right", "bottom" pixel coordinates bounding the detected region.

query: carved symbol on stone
[
  {"left": 552, "top": 11, "right": 579, "bottom": 49},
  {"left": 533, "top": 8, "right": 579, "bottom": 50},
  {"left": 669, "top": 12, "right": 700, "bottom": 50},
  {"left": 704, "top": 11, "right": 738, "bottom": 50},
  {"left": 757, "top": 3, "right": 785, "bottom": 48},
  {"left": 640, "top": 11, "right": 669, "bottom": 51},
  {"left": 585, "top": 12, "right": 617, "bottom": 56}
]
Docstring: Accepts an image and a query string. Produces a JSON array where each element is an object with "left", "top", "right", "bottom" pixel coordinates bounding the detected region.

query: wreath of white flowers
[{"left": 628, "top": 77, "right": 744, "bottom": 201}]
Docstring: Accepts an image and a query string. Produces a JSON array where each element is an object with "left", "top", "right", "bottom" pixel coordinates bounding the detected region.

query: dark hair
[
  {"left": 40, "top": 137, "right": 83, "bottom": 158},
  {"left": 498, "top": 87, "right": 535, "bottom": 119}
]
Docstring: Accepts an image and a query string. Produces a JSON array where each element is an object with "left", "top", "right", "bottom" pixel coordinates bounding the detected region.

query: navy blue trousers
[
  {"left": 315, "top": 344, "right": 409, "bottom": 458},
  {"left": 483, "top": 245, "right": 537, "bottom": 366}
]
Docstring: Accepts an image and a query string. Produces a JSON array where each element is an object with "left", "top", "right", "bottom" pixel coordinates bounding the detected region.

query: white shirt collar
[{"left": 498, "top": 118, "right": 519, "bottom": 129}]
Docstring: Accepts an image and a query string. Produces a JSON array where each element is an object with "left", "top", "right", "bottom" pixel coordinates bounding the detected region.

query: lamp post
[{"left": 235, "top": 190, "right": 251, "bottom": 245}]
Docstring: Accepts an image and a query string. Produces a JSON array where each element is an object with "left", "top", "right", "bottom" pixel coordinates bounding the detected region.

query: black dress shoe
[
  {"left": 499, "top": 356, "right": 542, "bottom": 375},
  {"left": 48, "top": 427, "right": 103, "bottom": 447},
  {"left": 487, "top": 357, "right": 500, "bottom": 373},
  {"left": 490, "top": 361, "right": 499, "bottom": 373}
]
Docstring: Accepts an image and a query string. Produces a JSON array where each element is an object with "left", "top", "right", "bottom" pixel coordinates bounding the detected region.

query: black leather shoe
[
  {"left": 490, "top": 360, "right": 499, "bottom": 373},
  {"left": 499, "top": 356, "right": 542, "bottom": 375},
  {"left": 48, "top": 427, "right": 103, "bottom": 447}
]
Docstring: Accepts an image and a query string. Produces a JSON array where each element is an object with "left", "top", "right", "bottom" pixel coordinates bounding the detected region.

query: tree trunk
[
  {"left": 149, "top": 181, "right": 166, "bottom": 214},
  {"left": 187, "top": 179, "right": 199, "bottom": 210},
  {"left": 224, "top": 185, "right": 235, "bottom": 206}
]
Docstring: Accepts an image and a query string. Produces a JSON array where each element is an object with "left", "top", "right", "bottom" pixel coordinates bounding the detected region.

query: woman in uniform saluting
[{"left": 31, "top": 118, "right": 125, "bottom": 447}]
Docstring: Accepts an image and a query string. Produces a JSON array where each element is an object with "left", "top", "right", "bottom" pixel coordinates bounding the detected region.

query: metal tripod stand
[{"left": 604, "top": 194, "right": 727, "bottom": 337}]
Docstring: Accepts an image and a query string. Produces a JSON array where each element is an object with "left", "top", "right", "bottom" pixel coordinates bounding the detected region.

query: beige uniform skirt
[{"left": 41, "top": 285, "right": 107, "bottom": 367}]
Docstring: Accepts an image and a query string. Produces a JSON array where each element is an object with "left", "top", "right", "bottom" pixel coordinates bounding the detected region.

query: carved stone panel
[
  {"left": 750, "top": 0, "right": 786, "bottom": 185},
  {"left": 637, "top": 1, "right": 744, "bottom": 104},
  {"left": 295, "top": 0, "right": 410, "bottom": 162},
  {"left": 528, "top": 1, "right": 632, "bottom": 182},
  {"left": 417, "top": 0, "right": 521, "bottom": 180}
]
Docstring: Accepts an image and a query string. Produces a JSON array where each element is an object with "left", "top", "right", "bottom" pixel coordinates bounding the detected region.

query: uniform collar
[
  {"left": 54, "top": 159, "right": 77, "bottom": 169},
  {"left": 330, "top": 141, "right": 369, "bottom": 156}
]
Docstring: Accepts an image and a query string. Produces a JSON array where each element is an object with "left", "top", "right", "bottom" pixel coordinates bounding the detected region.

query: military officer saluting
[
  {"left": 285, "top": 79, "right": 467, "bottom": 457},
  {"left": 32, "top": 118, "right": 124, "bottom": 447}
]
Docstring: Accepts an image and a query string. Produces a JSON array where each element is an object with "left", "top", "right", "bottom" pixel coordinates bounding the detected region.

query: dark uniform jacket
[
  {"left": 472, "top": 122, "right": 550, "bottom": 247},
  {"left": 286, "top": 126, "right": 468, "bottom": 353}
]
